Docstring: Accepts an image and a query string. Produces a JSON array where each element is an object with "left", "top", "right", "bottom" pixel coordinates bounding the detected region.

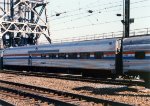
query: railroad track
[
  {"left": 0, "top": 70, "right": 145, "bottom": 87},
  {"left": 0, "top": 90, "right": 51, "bottom": 106},
  {"left": 0, "top": 99, "right": 14, "bottom": 106},
  {"left": 0, "top": 80, "right": 132, "bottom": 106}
]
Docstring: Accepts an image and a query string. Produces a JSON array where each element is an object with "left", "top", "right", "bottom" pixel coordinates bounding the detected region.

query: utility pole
[
  {"left": 124, "top": 0, "right": 130, "bottom": 38},
  {"left": 117, "top": 0, "right": 132, "bottom": 38}
]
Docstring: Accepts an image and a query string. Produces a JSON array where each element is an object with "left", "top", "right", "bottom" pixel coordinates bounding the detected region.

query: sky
[
  {"left": 46, "top": 0, "right": 150, "bottom": 41},
  {"left": 0, "top": 0, "right": 150, "bottom": 43}
]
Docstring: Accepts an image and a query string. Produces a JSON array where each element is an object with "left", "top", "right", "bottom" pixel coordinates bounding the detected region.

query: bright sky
[
  {"left": 47, "top": 0, "right": 150, "bottom": 40},
  {"left": 0, "top": 0, "right": 150, "bottom": 43}
]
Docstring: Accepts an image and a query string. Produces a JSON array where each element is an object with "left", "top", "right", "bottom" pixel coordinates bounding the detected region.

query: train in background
[{"left": 0, "top": 35, "right": 150, "bottom": 86}]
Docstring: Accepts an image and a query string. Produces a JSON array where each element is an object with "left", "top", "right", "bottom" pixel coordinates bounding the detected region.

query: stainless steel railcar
[
  {"left": 123, "top": 36, "right": 150, "bottom": 83},
  {"left": 1, "top": 35, "right": 150, "bottom": 84},
  {"left": 3, "top": 38, "right": 121, "bottom": 77}
]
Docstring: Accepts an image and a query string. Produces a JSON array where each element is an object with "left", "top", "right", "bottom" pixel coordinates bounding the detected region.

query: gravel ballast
[{"left": 0, "top": 73, "right": 149, "bottom": 106}]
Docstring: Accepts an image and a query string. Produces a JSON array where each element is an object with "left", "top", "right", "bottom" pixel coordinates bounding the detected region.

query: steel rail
[
  {"left": 0, "top": 99, "right": 14, "bottom": 106},
  {"left": 0, "top": 70, "right": 145, "bottom": 86},
  {"left": 0, "top": 80, "right": 132, "bottom": 106}
]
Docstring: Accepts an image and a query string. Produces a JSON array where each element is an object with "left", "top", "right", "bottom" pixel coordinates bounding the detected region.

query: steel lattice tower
[{"left": 0, "top": 0, "right": 51, "bottom": 48}]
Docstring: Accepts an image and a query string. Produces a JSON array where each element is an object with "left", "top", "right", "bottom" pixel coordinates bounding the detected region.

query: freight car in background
[{"left": 1, "top": 35, "right": 150, "bottom": 86}]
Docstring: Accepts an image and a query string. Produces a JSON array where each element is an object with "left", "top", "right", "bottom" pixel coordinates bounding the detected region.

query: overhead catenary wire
[
  {"left": 50, "top": 0, "right": 123, "bottom": 18},
  {"left": 50, "top": 3, "right": 123, "bottom": 21},
  {"left": 50, "top": 4, "right": 123, "bottom": 25},
  {"left": 52, "top": 19, "right": 121, "bottom": 31},
  {"left": 131, "top": 0, "right": 150, "bottom": 4},
  {"left": 52, "top": 3, "right": 150, "bottom": 26},
  {"left": 131, "top": 4, "right": 150, "bottom": 10},
  {"left": 49, "top": 0, "right": 150, "bottom": 39},
  {"left": 51, "top": 15, "right": 150, "bottom": 32},
  {"left": 52, "top": 8, "right": 122, "bottom": 26},
  {"left": 49, "top": 0, "right": 150, "bottom": 32},
  {"left": 50, "top": 0, "right": 150, "bottom": 21}
]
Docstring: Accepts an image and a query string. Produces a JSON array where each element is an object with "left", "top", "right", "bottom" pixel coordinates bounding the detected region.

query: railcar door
[
  {"left": 0, "top": 50, "right": 3, "bottom": 69},
  {"left": 28, "top": 55, "right": 32, "bottom": 66},
  {"left": 115, "top": 39, "right": 123, "bottom": 75}
]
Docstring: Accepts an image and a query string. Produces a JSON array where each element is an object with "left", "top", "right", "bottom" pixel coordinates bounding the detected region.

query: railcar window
[
  {"left": 49, "top": 54, "right": 52, "bottom": 59},
  {"left": 51, "top": 54, "right": 57, "bottom": 59},
  {"left": 94, "top": 52, "right": 103, "bottom": 59},
  {"left": 58, "top": 53, "right": 66, "bottom": 59},
  {"left": 41, "top": 54, "right": 46, "bottom": 59},
  {"left": 48, "top": 54, "right": 57, "bottom": 59},
  {"left": 68, "top": 53, "right": 77, "bottom": 59},
  {"left": 49, "top": 54, "right": 53, "bottom": 59},
  {"left": 135, "top": 52, "right": 145, "bottom": 59},
  {"left": 80, "top": 53, "right": 90, "bottom": 59}
]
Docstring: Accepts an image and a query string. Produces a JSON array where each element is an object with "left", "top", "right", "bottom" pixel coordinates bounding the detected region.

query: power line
[
  {"left": 53, "top": 5, "right": 150, "bottom": 26},
  {"left": 52, "top": 20, "right": 120, "bottom": 31},
  {"left": 50, "top": 0, "right": 149, "bottom": 20},
  {"left": 51, "top": 1, "right": 150, "bottom": 26},
  {"left": 51, "top": 15, "right": 150, "bottom": 32},
  {"left": 52, "top": 8, "right": 122, "bottom": 26},
  {"left": 49, "top": 0, "right": 150, "bottom": 35},
  {"left": 49, "top": 0, "right": 150, "bottom": 28},
  {"left": 50, "top": 4, "right": 122, "bottom": 22},
  {"left": 135, "top": 15, "right": 150, "bottom": 20},
  {"left": 131, "top": 0, "right": 150, "bottom": 4},
  {"left": 50, "top": 1, "right": 123, "bottom": 19},
  {"left": 131, "top": 4, "right": 150, "bottom": 10}
]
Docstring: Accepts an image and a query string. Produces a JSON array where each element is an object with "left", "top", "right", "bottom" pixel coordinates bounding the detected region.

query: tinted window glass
[
  {"left": 49, "top": 54, "right": 53, "bottom": 59},
  {"left": 41, "top": 54, "right": 46, "bottom": 59},
  {"left": 135, "top": 52, "right": 145, "bottom": 59},
  {"left": 80, "top": 53, "right": 90, "bottom": 59},
  {"left": 58, "top": 53, "right": 66, "bottom": 59},
  {"left": 49, "top": 54, "right": 57, "bottom": 59},
  {"left": 94, "top": 52, "right": 103, "bottom": 59},
  {"left": 68, "top": 53, "right": 77, "bottom": 59}
]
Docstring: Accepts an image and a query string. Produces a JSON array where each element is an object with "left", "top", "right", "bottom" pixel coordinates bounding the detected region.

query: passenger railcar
[
  {"left": 123, "top": 36, "right": 150, "bottom": 82},
  {"left": 1, "top": 35, "right": 150, "bottom": 85},
  {"left": 3, "top": 38, "right": 121, "bottom": 77}
]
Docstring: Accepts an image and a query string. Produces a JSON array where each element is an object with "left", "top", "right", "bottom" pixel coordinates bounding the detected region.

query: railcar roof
[
  {"left": 6, "top": 38, "right": 118, "bottom": 50},
  {"left": 123, "top": 35, "right": 150, "bottom": 45}
]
